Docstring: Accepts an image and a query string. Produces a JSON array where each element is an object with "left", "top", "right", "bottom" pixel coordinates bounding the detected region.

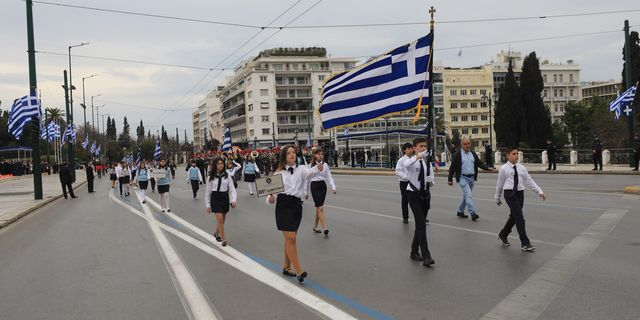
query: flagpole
[
  {"left": 25, "top": 0, "right": 43, "bottom": 199},
  {"left": 428, "top": 6, "right": 436, "bottom": 164},
  {"left": 623, "top": 20, "right": 635, "bottom": 167}
]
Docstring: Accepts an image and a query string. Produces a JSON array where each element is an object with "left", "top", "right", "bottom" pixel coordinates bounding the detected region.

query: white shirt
[
  {"left": 495, "top": 162, "right": 543, "bottom": 201},
  {"left": 115, "top": 164, "right": 123, "bottom": 178},
  {"left": 305, "top": 162, "right": 336, "bottom": 194},
  {"left": 226, "top": 161, "right": 241, "bottom": 176},
  {"left": 267, "top": 164, "right": 320, "bottom": 203},
  {"left": 205, "top": 173, "right": 237, "bottom": 208},
  {"left": 403, "top": 152, "right": 435, "bottom": 192},
  {"left": 395, "top": 155, "right": 411, "bottom": 182}
]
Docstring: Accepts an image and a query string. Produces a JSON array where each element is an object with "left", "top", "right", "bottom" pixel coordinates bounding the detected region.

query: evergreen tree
[
  {"left": 161, "top": 125, "right": 169, "bottom": 142},
  {"left": 106, "top": 116, "right": 112, "bottom": 139},
  {"left": 118, "top": 117, "right": 130, "bottom": 148},
  {"left": 110, "top": 118, "right": 117, "bottom": 140},
  {"left": 136, "top": 120, "right": 145, "bottom": 141},
  {"left": 494, "top": 61, "right": 524, "bottom": 148},
  {"left": 176, "top": 128, "right": 179, "bottom": 145},
  {"left": 122, "top": 117, "right": 130, "bottom": 136},
  {"left": 521, "top": 52, "right": 552, "bottom": 149},
  {"left": 184, "top": 129, "right": 188, "bottom": 143},
  {"left": 622, "top": 31, "right": 640, "bottom": 131}
]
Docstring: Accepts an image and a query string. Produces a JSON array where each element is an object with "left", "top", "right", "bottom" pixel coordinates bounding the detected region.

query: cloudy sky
[{"left": 1, "top": 0, "right": 637, "bottom": 140}]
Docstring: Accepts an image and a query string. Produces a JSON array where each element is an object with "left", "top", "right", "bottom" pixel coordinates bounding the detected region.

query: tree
[
  {"left": 622, "top": 30, "right": 640, "bottom": 131},
  {"left": 494, "top": 60, "right": 524, "bottom": 148},
  {"left": 0, "top": 110, "right": 11, "bottom": 146},
  {"left": 562, "top": 97, "right": 627, "bottom": 148},
  {"left": 551, "top": 120, "right": 570, "bottom": 149},
  {"left": 45, "top": 107, "right": 65, "bottom": 126},
  {"left": 563, "top": 101, "right": 592, "bottom": 148},
  {"left": 136, "top": 120, "right": 145, "bottom": 141},
  {"left": 520, "top": 52, "right": 552, "bottom": 149},
  {"left": 161, "top": 125, "right": 169, "bottom": 143},
  {"left": 147, "top": 130, "right": 151, "bottom": 138},
  {"left": 176, "top": 128, "right": 179, "bottom": 145},
  {"left": 184, "top": 129, "right": 188, "bottom": 143},
  {"left": 118, "top": 117, "right": 131, "bottom": 148}
]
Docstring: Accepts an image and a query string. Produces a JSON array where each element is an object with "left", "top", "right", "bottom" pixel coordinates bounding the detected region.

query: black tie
[
  {"left": 418, "top": 160, "right": 425, "bottom": 191},
  {"left": 216, "top": 174, "right": 223, "bottom": 192},
  {"left": 288, "top": 167, "right": 294, "bottom": 175},
  {"left": 511, "top": 165, "right": 518, "bottom": 197}
]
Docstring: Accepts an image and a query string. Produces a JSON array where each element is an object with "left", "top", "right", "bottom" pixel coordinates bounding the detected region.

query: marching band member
[{"left": 205, "top": 158, "right": 237, "bottom": 247}]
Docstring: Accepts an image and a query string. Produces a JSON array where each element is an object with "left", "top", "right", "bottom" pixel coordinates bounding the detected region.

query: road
[{"left": 0, "top": 170, "right": 638, "bottom": 320}]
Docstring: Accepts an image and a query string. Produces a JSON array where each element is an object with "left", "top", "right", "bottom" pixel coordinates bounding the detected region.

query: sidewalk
[
  {"left": 332, "top": 164, "right": 640, "bottom": 176},
  {"left": 0, "top": 171, "right": 87, "bottom": 229}
]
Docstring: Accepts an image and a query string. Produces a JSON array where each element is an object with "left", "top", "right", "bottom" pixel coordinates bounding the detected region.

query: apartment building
[{"left": 540, "top": 60, "right": 581, "bottom": 122}]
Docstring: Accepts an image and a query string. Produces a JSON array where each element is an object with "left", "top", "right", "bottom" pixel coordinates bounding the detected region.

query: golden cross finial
[{"left": 429, "top": 6, "right": 436, "bottom": 19}]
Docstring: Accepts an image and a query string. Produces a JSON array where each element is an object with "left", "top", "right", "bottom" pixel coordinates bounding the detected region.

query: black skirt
[
  {"left": 119, "top": 176, "right": 130, "bottom": 184},
  {"left": 244, "top": 173, "right": 256, "bottom": 182},
  {"left": 310, "top": 180, "right": 328, "bottom": 207},
  {"left": 158, "top": 184, "right": 170, "bottom": 194},
  {"left": 138, "top": 180, "right": 149, "bottom": 190},
  {"left": 275, "top": 194, "right": 302, "bottom": 231},
  {"left": 210, "top": 191, "right": 230, "bottom": 214},
  {"left": 110, "top": 173, "right": 117, "bottom": 181}
]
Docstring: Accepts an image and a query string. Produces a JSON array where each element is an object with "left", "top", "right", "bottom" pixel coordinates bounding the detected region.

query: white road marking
[
  {"left": 322, "top": 204, "right": 565, "bottom": 248},
  {"left": 480, "top": 208, "right": 628, "bottom": 320}
]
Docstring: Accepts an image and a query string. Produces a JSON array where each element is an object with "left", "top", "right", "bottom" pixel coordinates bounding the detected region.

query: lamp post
[
  {"left": 91, "top": 93, "right": 102, "bottom": 135},
  {"left": 81, "top": 74, "right": 97, "bottom": 133},
  {"left": 68, "top": 42, "right": 89, "bottom": 126},
  {"left": 94, "top": 104, "right": 105, "bottom": 135},
  {"left": 481, "top": 93, "right": 497, "bottom": 148},
  {"left": 101, "top": 113, "right": 110, "bottom": 136},
  {"left": 271, "top": 122, "right": 276, "bottom": 147}
]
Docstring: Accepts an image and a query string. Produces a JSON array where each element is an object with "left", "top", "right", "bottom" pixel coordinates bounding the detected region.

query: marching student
[
  {"left": 495, "top": 146, "right": 546, "bottom": 252},
  {"left": 156, "top": 158, "right": 172, "bottom": 212},
  {"left": 136, "top": 160, "right": 151, "bottom": 204},
  {"left": 205, "top": 158, "right": 237, "bottom": 247},
  {"left": 187, "top": 160, "right": 204, "bottom": 198},
  {"left": 243, "top": 155, "right": 260, "bottom": 195},
  {"left": 395, "top": 142, "right": 414, "bottom": 224},
  {"left": 149, "top": 161, "right": 157, "bottom": 193},
  {"left": 305, "top": 148, "right": 336, "bottom": 236},
  {"left": 119, "top": 163, "right": 132, "bottom": 197},
  {"left": 402, "top": 137, "right": 435, "bottom": 267},
  {"left": 108, "top": 163, "right": 117, "bottom": 189},
  {"left": 225, "top": 158, "right": 242, "bottom": 188},
  {"left": 267, "top": 145, "right": 323, "bottom": 283}
]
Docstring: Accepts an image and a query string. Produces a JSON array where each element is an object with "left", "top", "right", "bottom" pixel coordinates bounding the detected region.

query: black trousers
[
  {"left": 87, "top": 178, "right": 94, "bottom": 192},
  {"left": 499, "top": 190, "right": 531, "bottom": 246},
  {"left": 399, "top": 181, "right": 409, "bottom": 220},
  {"left": 61, "top": 181, "right": 75, "bottom": 198},
  {"left": 150, "top": 178, "right": 156, "bottom": 191},
  {"left": 190, "top": 179, "right": 200, "bottom": 197},
  {"left": 547, "top": 154, "right": 556, "bottom": 170},
  {"left": 407, "top": 191, "right": 431, "bottom": 259},
  {"left": 593, "top": 153, "right": 602, "bottom": 170}
]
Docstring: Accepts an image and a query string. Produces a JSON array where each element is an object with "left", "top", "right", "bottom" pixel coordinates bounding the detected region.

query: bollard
[
  {"left": 518, "top": 151, "right": 524, "bottom": 164},
  {"left": 570, "top": 150, "right": 577, "bottom": 165},
  {"left": 542, "top": 150, "right": 548, "bottom": 165},
  {"left": 602, "top": 149, "right": 610, "bottom": 165},
  {"left": 494, "top": 151, "right": 501, "bottom": 166},
  {"left": 441, "top": 152, "right": 447, "bottom": 165}
]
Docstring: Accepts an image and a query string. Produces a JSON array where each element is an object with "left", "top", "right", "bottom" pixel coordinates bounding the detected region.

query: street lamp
[
  {"left": 68, "top": 42, "right": 89, "bottom": 124},
  {"left": 481, "top": 93, "right": 498, "bottom": 148},
  {"left": 94, "top": 104, "right": 105, "bottom": 135},
  {"left": 91, "top": 93, "right": 102, "bottom": 135},
  {"left": 81, "top": 74, "right": 97, "bottom": 133}
]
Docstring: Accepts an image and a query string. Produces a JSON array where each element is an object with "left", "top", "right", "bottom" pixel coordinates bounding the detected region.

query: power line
[{"left": 35, "top": 50, "right": 217, "bottom": 70}]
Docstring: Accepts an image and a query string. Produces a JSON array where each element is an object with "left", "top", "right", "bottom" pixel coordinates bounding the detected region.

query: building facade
[
  {"left": 540, "top": 60, "right": 581, "bottom": 122},
  {"left": 581, "top": 80, "right": 622, "bottom": 102}
]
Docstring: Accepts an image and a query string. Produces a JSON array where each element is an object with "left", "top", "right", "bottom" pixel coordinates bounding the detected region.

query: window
[
  {"left": 274, "top": 64, "right": 283, "bottom": 71},
  {"left": 462, "top": 128, "right": 469, "bottom": 134},
  {"left": 460, "top": 90, "right": 467, "bottom": 96},
  {"left": 248, "top": 91, "right": 253, "bottom": 99},
  {"left": 275, "top": 76, "right": 284, "bottom": 85},
  {"left": 480, "top": 89, "right": 487, "bottom": 95},
  {"left": 570, "top": 89, "right": 574, "bottom": 97},
  {"left": 296, "top": 76, "right": 306, "bottom": 84},
  {"left": 543, "top": 74, "right": 547, "bottom": 83},
  {"left": 471, "top": 102, "right": 478, "bottom": 108},
  {"left": 248, "top": 104, "right": 253, "bottom": 111},
  {"left": 553, "top": 74, "right": 557, "bottom": 83},
  {"left": 249, "top": 117, "right": 254, "bottom": 124},
  {"left": 481, "top": 115, "right": 488, "bottom": 121},
  {"left": 261, "top": 115, "right": 269, "bottom": 122},
  {"left": 260, "top": 75, "right": 268, "bottom": 83},
  {"left": 451, "top": 103, "right": 458, "bottom": 109},
  {"left": 554, "top": 90, "right": 558, "bottom": 97},
  {"left": 260, "top": 89, "right": 268, "bottom": 97},
  {"left": 318, "top": 75, "right": 325, "bottom": 81},
  {"left": 471, "top": 115, "right": 478, "bottom": 121},
  {"left": 543, "top": 90, "right": 547, "bottom": 97},
  {"left": 470, "top": 89, "right": 477, "bottom": 95},
  {"left": 472, "top": 128, "right": 479, "bottom": 134},
  {"left": 560, "top": 105, "right": 564, "bottom": 112},
  {"left": 461, "top": 102, "right": 468, "bottom": 109},
  {"left": 559, "top": 89, "right": 563, "bottom": 97},
  {"left": 288, "top": 77, "right": 295, "bottom": 85},
  {"left": 461, "top": 115, "right": 469, "bottom": 122},
  {"left": 260, "top": 102, "right": 269, "bottom": 109},
  {"left": 569, "top": 74, "right": 574, "bottom": 83},
  {"left": 451, "top": 115, "right": 458, "bottom": 122},
  {"left": 247, "top": 77, "right": 252, "bottom": 86},
  {"left": 262, "top": 128, "right": 270, "bottom": 135},
  {"left": 450, "top": 90, "right": 457, "bottom": 96},
  {"left": 482, "top": 127, "right": 489, "bottom": 134},
  {"left": 249, "top": 129, "right": 254, "bottom": 136},
  {"left": 554, "top": 106, "right": 558, "bottom": 112},
  {"left": 559, "top": 74, "right": 563, "bottom": 83}
]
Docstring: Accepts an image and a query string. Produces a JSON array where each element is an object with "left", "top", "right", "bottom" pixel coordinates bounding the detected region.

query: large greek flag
[
  {"left": 8, "top": 92, "right": 41, "bottom": 140},
  {"left": 49, "top": 123, "right": 61, "bottom": 140},
  {"left": 63, "top": 124, "right": 77, "bottom": 143},
  {"left": 319, "top": 33, "right": 433, "bottom": 129},
  {"left": 222, "top": 127, "right": 232, "bottom": 151},
  {"left": 609, "top": 83, "right": 637, "bottom": 119},
  {"left": 82, "top": 135, "right": 89, "bottom": 149},
  {"left": 90, "top": 141, "right": 97, "bottom": 154},
  {"left": 154, "top": 140, "right": 162, "bottom": 160}
]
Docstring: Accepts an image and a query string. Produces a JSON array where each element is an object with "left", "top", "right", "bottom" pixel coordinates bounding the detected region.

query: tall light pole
[
  {"left": 68, "top": 42, "right": 89, "bottom": 128},
  {"left": 481, "top": 93, "right": 497, "bottom": 148},
  {"left": 81, "top": 74, "right": 97, "bottom": 133},
  {"left": 101, "top": 114, "right": 110, "bottom": 136},
  {"left": 91, "top": 93, "right": 102, "bottom": 135},
  {"left": 25, "top": 0, "right": 42, "bottom": 199},
  {"left": 95, "top": 104, "right": 105, "bottom": 135}
]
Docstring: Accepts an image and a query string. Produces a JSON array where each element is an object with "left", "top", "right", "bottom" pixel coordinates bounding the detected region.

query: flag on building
[
  {"left": 609, "top": 83, "right": 638, "bottom": 119},
  {"left": 222, "top": 128, "right": 232, "bottom": 151},
  {"left": 82, "top": 135, "right": 89, "bottom": 149},
  {"left": 319, "top": 33, "right": 433, "bottom": 129},
  {"left": 8, "top": 91, "right": 41, "bottom": 140},
  {"left": 154, "top": 140, "right": 162, "bottom": 160},
  {"left": 62, "top": 124, "right": 77, "bottom": 143},
  {"left": 90, "top": 141, "right": 97, "bottom": 154}
]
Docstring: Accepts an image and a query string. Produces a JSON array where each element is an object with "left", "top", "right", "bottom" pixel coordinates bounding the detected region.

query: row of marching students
[{"left": 108, "top": 159, "right": 173, "bottom": 211}]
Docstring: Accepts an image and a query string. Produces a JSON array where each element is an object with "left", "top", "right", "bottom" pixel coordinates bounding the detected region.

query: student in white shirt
[
  {"left": 394, "top": 142, "right": 414, "bottom": 224},
  {"left": 305, "top": 148, "right": 336, "bottom": 236},
  {"left": 402, "top": 137, "right": 435, "bottom": 267},
  {"left": 495, "top": 146, "right": 546, "bottom": 252},
  {"left": 267, "top": 145, "right": 323, "bottom": 283},
  {"left": 205, "top": 158, "right": 237, "bottom": 247},
  {"left": 225, "top": 159, "right": 242, "bottom": 188}
]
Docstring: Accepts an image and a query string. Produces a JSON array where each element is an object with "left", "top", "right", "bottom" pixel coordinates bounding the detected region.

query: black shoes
[
  {"left": 521, "top": 244, "right": 536, "bottom": 252},
  {"left": 214, "top": 232, "right": 222, "bottom": 242},
  {"left": 471, "top": 214, "right": 479, "bottom": 221},
  {"left": 142, "top": 200, "right": 146, "bottom": 204},
  {"left": 71, "top": 196, "right": 78, "bottom": 198},
  {"left": 221, "top": 240, "right": 227, "bottom": 247},
  {"left": 312, "top": 228, "right": 322, "bottom": 233},
  {"left": 410, "top": 252, "right": 424, "bottom": 261},
  {"left": 498, "top": 234, "right": 511, "bottom": 246},
  {"left": 282, "top": 268, "right": 297, "bottom": 277},
  {"left": 64, "top": 195, "right": 68, "bottom": 199},
  {"left": 297, "top": 271, "right": 308, "bottom": 283},
  {"left": 423, "top": 258, "right": 435, "bottom": 267},
  {"left": 457, "top": 212, "right": 468, "bottom": 218},
  {"left": 402, "top": 218, "right": 409, "bottom": 224},
  {"left": 167, "top": 209, "right": 172, "bottom": 212},
  {"left": 324, "top": 229, "right": 329, "bottom": 236}
]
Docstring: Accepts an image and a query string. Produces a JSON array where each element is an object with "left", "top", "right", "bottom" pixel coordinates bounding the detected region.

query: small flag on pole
[
  {"left": 8, "top": 91, "right": 41, "bottom": 140},
  {"left": 222, "top": 128, "right": 232, "bottom": 151},
  {"left": 609, "top": 83, "right": 638, "bottom": 119},
  {"left": 82, "top": 135, "right": 89, "bottom": 149},
  {"left": 154, "top": 140, "right": 162, "bottom": 160},
  {"left": 90, "top": 141, "right": 97, "bottom": 154},
  {"left": 62, "top": 124, "right": 77, "bottom": 143},
  {"left": 95, "top": 145, "right": 101, "bottom": 156}
]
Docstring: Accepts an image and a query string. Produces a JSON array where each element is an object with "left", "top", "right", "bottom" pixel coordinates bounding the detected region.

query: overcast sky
[{"left": 1, "top": 0, "right": 637, "bottom": 141}]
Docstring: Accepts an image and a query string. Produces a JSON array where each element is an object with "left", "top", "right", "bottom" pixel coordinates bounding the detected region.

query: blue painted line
[
  {"left": 245, "top": 253, "right": 395, "bottom": 320},
  {"left": 153, "top": 211, "right": 185, "bottom": 230}
]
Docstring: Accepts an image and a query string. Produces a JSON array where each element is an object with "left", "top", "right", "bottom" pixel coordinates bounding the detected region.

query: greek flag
[
  {"left": 49, "top": 123, "right": 61, "bottom": 140},
  {"left": 82, "top": 135, "right": 89, "bottom": 149},
  {"left": 609, "top": 83, "right": 638, "bottom": 119},
  {"left": 8, "top": 91, "right": 41, "bottom": 140},
  {"left": 95, "top": 145, "right": 101, "bottom": 156},
  {"left": 90, "top": 141, "right": 97, "bottom": 154},
  {"left": 40, "top": 122, "right": 48, "bottom": 140},
  {"left": 222, "top": 127, "right": 232, "bottom": 151},
  {"left": 319, "top": 33, "right": 433, "bottom": 129},
  {"left": 154, "top": 140, "right": 162, "bottom": 160},
  {"left": 135, "top": 148, "right": 141, "bottom": 165},
  {"left": 62, "top": 124, "right": 77, "bottom": 143}
]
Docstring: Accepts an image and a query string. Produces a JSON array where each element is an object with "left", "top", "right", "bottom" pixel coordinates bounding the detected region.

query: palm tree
[{"left": 45, "top": 107, "right": 66, "bottom": 126}]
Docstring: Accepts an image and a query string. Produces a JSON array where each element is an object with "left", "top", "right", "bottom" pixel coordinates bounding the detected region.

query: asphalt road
[{"left": 0, "top": 170, "right": 638, "bottom": 320}]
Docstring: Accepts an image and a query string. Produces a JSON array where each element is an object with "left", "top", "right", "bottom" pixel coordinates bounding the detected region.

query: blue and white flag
[
  {"left": 95, "top": 145, "right": 101, "bottom": 156},
  {"left": 306, "top": 136, "right": 312, "bottom": 148},
  {"left": 40, "top": 122, "right": 48, "bottom": 140},
  {"left": 82, "top": 135, "right": 89, "bottom": 149},
  {"left": 8, "top": 91, "right": 41, "bottom": 140},
  {"left": 135, "top": 148, "right": 141, "bottom": 165},
  {"left": 609, "top": 83, "right": 637, "bottom": 119},
  {"left": 49, "top": 122, "right": 61, "bottom": 140},
  {"left": 319, "top": 33, "right": 433, "bottom": 129},
  {"left": 222, "top": 127, "right": 232, "bottom": 151},
  {"left": 90, "top": 141, "right": 97, "bottom": 154},
  {"left": 62, "top": 124, "right": 77, "bottom": 143},
  {"left": 154, "top": 140, "right": 162, "bottom": 160}
]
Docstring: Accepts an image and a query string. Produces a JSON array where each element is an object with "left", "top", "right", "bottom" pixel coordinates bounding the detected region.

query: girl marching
[
  {"left": 135, "top": 160, "right": 151, "bottom": 204},
  {"left": 108, "top": 163, "right": 117, "bottom": 189},
  {"left": 156, "top": 158, "right": 172, "bottom": 212},
  {"left": 243, "top": 155, "right": 260, "bottom": 195},
  {"left": 305, "top": 148, "right": 336, "bottom": 236},
  {"left": 118, "top": 162, "right": 131, "bottom": 197},
  {"left": 205, "top": 158, "right": 237, "bottom": 247},
  {"left": 267, "top": 145, "right": 323, "bottom": 283}
]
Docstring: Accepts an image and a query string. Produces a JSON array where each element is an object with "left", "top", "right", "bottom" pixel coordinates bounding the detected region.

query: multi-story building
[
  {"left": 581, "top": 80, "right": 622, "bottom": 102},
  {"left": 219, "top": 47, "right": 358, "bottom": 149},
  {"left": 488, "top": 50, "right": 522, "bottom": 99},
  {"left": 540, "top": 60, "right": 581, "bottom": 122},
  {"left": 206, "top": 88, "right": 224, "bottom": 143},
  {"left": 443, "top": 65, "right": 495, "bottom": 150},
  {"left": 192, "top": 110, "right": 201, "bottom": 151}
]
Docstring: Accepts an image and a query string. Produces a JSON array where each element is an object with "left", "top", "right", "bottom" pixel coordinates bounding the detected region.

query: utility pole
[
  {"left": 624, "top": 20, "right": 635, "bottom": 167},
  {"left": 25, "top": 0, "right": 42, "bottom": 199},
  {"left": 63, "top": 70, "right": 75, "bottom": 180}
]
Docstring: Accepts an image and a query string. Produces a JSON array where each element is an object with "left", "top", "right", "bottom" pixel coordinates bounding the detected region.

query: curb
[
  {"left": 331, "top": 169, "right": 640, "bottom": 176},
  {"left": 623, "top": 186, "right": 640, "bottom": 195},
  {"left": 0, "top": 180, "right": 88, "bottom": 229}
]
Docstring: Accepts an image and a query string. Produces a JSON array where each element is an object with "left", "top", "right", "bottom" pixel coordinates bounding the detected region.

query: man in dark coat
[
  {"left": 633, "top": 134, "right": 640, "bottom": 171},
  {"left": 86, "top": 161, "right": 95, "bottom": 193},
  {"left": 447, "top": 137, "right": 491, "bottom": 220},
  {"left": 546, "top": 139, "right": 557, "bottom": 171},
  {"left": 59, "top": 162, "right": 77, "bottom": 199},
  {"left": 592, "top": 137, "right": 603, "bottom": 171}
]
